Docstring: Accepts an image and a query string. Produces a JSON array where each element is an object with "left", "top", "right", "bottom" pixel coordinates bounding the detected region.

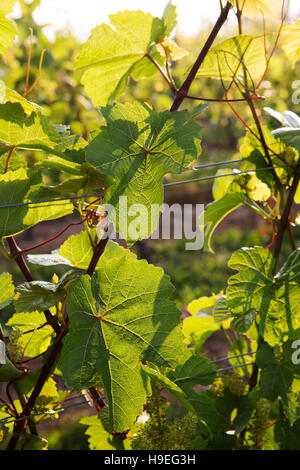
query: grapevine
[{"left": 0, "top": 0, "right": 299, "bottom": 452}]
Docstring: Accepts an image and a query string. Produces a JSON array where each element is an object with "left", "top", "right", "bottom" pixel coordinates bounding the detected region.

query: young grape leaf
[
  {"left": 194, "top": 35, "right": 266, "bottom": 83},
  {"left": 6, "top": 311, "right": 53, "bottom": 357},
  {"left": 87, "top": 101, "right": 202, "bottom": 242},
  {"left": 162, "top": 1, "right": 177, "bottom": 35},
  {"left": 14, "top": 272, "right": 72, "bottom": 313},
  {"left": 0, "top": 168, "right": 73, "bottom": 238},
  {"left": 280, "top": 20, "right": 300, "bottom": 67},
  {"left": 60, "top": 250, "right": 184, "bottom": 432},
  {"left": 0, "top": 273, "right": 14, "bottom": 309},
  {"left": 58, "top": 229, "right": 134, "bottom": 269},
  {"left": 230, "top": 0, "right": 282, "bottom": 19},
  {"left": 27, "top": 231, "right": 132, "bottom": 269},
  {"left": 226, "top": 247, "right": 300, "bottom": 346},
  {"left": 199, "top": 192, "right": 245, "bottom": 253},
  {"left": 76, "top": 10, "right": 166, "bottom": 106},
  {"left": 0, "top": 1, "right": 17, "bottom": 56}
]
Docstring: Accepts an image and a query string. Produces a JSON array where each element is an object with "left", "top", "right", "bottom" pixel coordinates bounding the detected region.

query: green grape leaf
[
  {"left": 76, "top": 10, "right": 166, "bottom": 106},
  {"left": 168, "top": 354, "right": 217, "bottom": 388},
  {"left": 162, "top": 1, "right": 177, "bottom": 35},
  {"left": 58, "top": 229, "right": 135, "bottom": 270},
  {"left": 14, "top": 272, "right": 73, "bottom": 313},
  {"left": 256, "top": 342, "right": 300, "bottom": 401},
  {"left": 6, "top": 311, "right": 53, "bottom": 357},
  {"left": 241, "top": 124, "right": 285, "bottom": 159},
  {"left": 187, "top": 294, "right": 217, "bottom": 316},
  {"left": 212, "top": 169, "right": 236, "bottom": 200},
  {"left": 60, "top": 250, "right": 184, "bottom": 432},
  {"left": 87, "top": 101, "right": 202, "bottom": 242},
  {"left": 0, "top": 149, "right": 26, "bottom": 174},
  {"left": 199, "top": 192, "right": 245, "bottom": 253},
  {"left": 182, "top": 316, "right": 219, "bottom": 345},
  {"left": 0, "top": 1, "right": 17, "bottom": 56},
  {"left": 226, "top": 247, "right": 300, "bottom": 346},
  {"left": 283, "top": 389, "right": 300, "bottom": 425},
  {"left": 26, "top": 251, "right": 73, "bottom": 267},
  {"left": 80, "top": 415, "right": 130, "bottom": 450},
  {"left": 20, "top": 436, "right": 48, "bottom": 450},
  {"left": 0, "top": 273, "right": 14, "bottom": 309},
  {"left": 141, "top": 364, "right": 194, "bottom": 412},
  {"left": 0, "top": 103, "right": 61, "bottom": 153},
  {"left": 27, "top": 231, "right": 132, "bottom": 269},
  {"left": 194, "top": 35, "right": 266, "bottom": 83},
  {"left": 0, "top": 357, "right": 23, "bottom": 382},
  {"left": 0, "top": 168, "right": 73, "bottom": 238},
  {"left": 231, "top": 0, "right": 282, "bottom": 19},
  {"left": 281, "top": 20, "right": 300, "bottom": 67},
  {"left": 0, "top": 82, "right": 44, "bottom": 114}
]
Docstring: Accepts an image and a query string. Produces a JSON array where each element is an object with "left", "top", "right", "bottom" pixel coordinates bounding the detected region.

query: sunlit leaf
[
  {"left": 227, "top": 247, "right": 300, "bottom": 346},
  {"left": 60, "top": 249, "right": 184, "bottom": 432},
  {"left": 76, "top": 10, "right": 165, "bottom": 106}
]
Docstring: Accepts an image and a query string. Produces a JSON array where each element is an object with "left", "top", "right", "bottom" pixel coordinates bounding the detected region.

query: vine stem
[
  {"left": 84, "top": 223, "right": 112, "bottom": 411},
  {"left": 4, "top": 147, "right": 15, "bottom": 173},
  {"left": 170, "top": 1, "right": 232, "bottom": 112},
  {"left": 6, "top": 237, "right": 61, "bottom": 335},
  {"left": 6, "top": 327, "right": 67, "bottom": 450},
  {"left": 272, "top": 164, "right": 300, "bottom": 273}
]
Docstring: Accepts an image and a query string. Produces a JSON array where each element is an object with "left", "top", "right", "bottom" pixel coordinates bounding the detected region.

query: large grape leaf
[
  {"left": 0, "top": 103, "right": 61, "bottom": 153},
  {"left": 86, "top": 101, "right": 202, "bottom": 242},
  {"left": 230, "top": 0, "right": 282, "bottom": 19},
  {"left": 194, "top": 35, "right": 266, "bottom": 83},
  {"left": 0, "top": 1, "right": 17, "bottom": 56},
  {"left": 226, "top": 247, "right": 300, "bottom": 346},
  {"left": 0, "top": 168, "right": 73, "bottom": 238},
  {"left": 76, "top": 10, "right": 166, "bottom": 106},
  {"left": 60, "top": 249, "right": 184, "bottom": 432}
]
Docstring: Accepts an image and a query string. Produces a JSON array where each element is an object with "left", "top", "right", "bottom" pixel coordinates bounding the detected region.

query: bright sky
[{"left": 13, "top": 0, "right": 300, "bottom": 40}]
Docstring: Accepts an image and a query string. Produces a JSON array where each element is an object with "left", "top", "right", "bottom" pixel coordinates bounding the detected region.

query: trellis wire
[
  {"left": 193, "top": 158, "right": 244, "bottom": 170},
  {"left": 0, "top": 163, "right": 296, "bottom": 210},
  {"left": 164, "top": 163, "right": 295, "bottom": 187}
]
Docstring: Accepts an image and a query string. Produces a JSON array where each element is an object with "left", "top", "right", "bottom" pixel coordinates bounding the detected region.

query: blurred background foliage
[{"left": 1, "top": 0, "right": 300, "bottom": 448}]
